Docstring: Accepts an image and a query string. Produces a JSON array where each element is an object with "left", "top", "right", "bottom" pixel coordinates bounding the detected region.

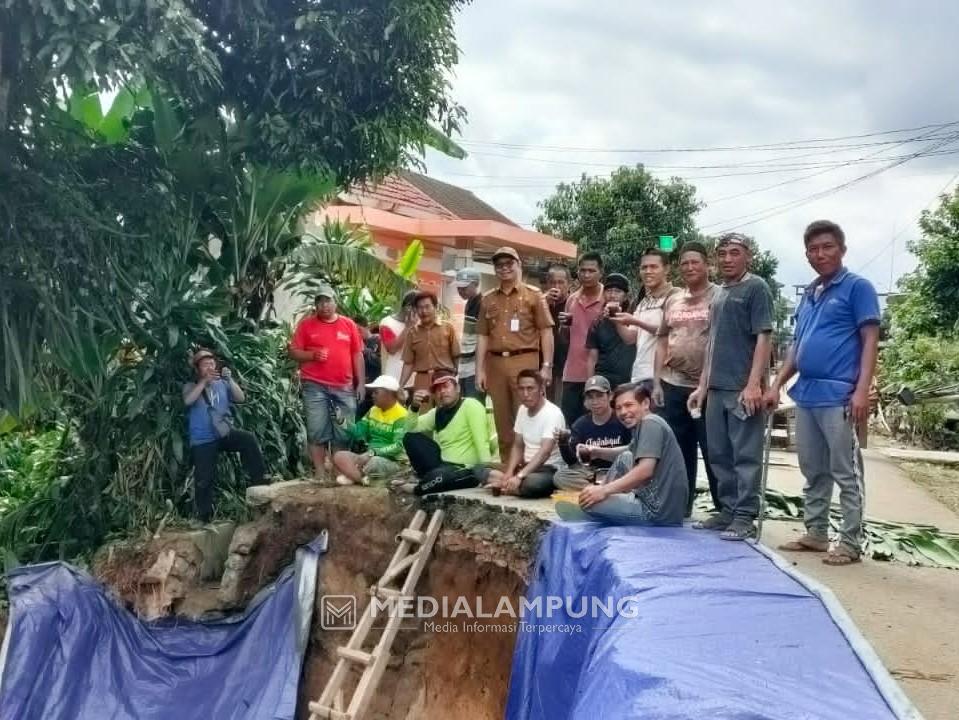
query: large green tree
[
  {"left": 0, "top": 0, "right": 468, "bottom": 559},
  {"left": 534, "top": 165, "right": 781, "bottom": 292},
  {"left": 891, "top": 187, "right": 959, "bottom": 338},
  {"left": 535, "top": 165, "right": 702, "bottom": 275}
]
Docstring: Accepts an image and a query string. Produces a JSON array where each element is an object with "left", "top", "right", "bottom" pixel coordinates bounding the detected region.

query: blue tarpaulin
[
  {"left": 506, "top": 523, "right": 921, "bottom": 720},
  {"left": 0, "top": 532, "right": 326, "bottom": 720}
]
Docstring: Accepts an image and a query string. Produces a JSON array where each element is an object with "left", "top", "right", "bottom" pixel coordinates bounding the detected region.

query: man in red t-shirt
[{"left": 289, "top": 285, "right": 365, "bottom": 482}]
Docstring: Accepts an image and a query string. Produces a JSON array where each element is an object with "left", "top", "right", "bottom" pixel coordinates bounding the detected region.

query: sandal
[
  {"left": 778, "top": 535, "right": 829, "bottom": 553},
  {"left": 822, "top": 547, "right": 861, "bottom": 566},
  {"left": 693, "top": 514, "right": 732, "bottom": 531},
  {"left": 719, "top": 523, "right": 755, "bottom": 541}
]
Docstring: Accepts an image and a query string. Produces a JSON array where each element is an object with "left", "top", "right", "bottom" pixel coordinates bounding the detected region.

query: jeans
[
  {"left": 191, "top": 429, "right": 266, "bottom": 521},
  {"left": 302, "top": 381, "right": 355, "bottom": 446},
  {"left": 656, "top": 380, "right": 719, "bottom": 514},
  {"left": 560, "top": 382, "right": 586, "bottom": 427},
  {"left": 403, "top": 433, "right": 479, "bottom": 495},
  {"left": 581, "top": 450, "right": 656, "bottom": 525},
  {"left": 796, "top": 405, "right": 865, "bottom": 554},
  {"left": 705, "top": 389, "right": 765, "bottom": 523}
]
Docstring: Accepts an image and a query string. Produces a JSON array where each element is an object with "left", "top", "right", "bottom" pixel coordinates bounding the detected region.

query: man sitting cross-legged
[
  {"left": 333, "top": 375, "right": 407, "bottom": 486},
  {"left": 553, "top": 375, "right": 631, "bottom": 491},
  {"left": 557, "top": 383, "right": 688, "bottom": 526},
  {"left": 399, "top": 370, "right": 492, "bottom": 495},
  {"left": 477, "top": 369, "right": 567, "bottom": 498}
]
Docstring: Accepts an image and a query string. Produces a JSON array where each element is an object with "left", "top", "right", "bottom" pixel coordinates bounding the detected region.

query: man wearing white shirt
[
  {"left": 611, "top": 247, "right": 679, "bottom": 392},
  {"left": 478, "top": 368, "right": 566, "bottom": 498}
]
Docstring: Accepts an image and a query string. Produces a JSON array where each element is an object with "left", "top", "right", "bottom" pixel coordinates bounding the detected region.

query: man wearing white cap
[
  {"left": 454, "top": 267, "right": 484, "bottom": 400},
  {"left": 332, "top": 375, "right": 408, "bottom": 486}
]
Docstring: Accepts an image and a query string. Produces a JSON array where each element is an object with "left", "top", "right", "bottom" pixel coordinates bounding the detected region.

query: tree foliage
[
  {"left": 535, "top": 166, "right": 702, "bottom": 275},
  {"left": 0, "top": 0, "right": 467, "bottom": 561},
  {"left": 890, "top": 187, "right": 959, "bottom": 338},
  {"left": 534, "top": 165, "right": 781, "bottom": 293}
]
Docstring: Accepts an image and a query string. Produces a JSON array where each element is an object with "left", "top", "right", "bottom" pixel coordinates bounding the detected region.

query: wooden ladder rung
[
  {"left": 308, "top": 701, "right": 350, "bottom": 720},
  {"left": 373, "top": 586, "right": 407, "bottom": 602},
  {"left": 397, "top": 528, "right": 425, "bottom": 544},
  {"left": 337, "top": 647, "right": 374, "bottom": 666}
]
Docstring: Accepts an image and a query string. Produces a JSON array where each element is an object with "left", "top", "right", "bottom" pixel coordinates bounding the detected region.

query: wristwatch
[{"left": 542, "top": 363, "right": 552, "bottom": 368}]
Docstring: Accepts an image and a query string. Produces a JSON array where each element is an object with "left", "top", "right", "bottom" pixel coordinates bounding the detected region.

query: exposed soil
[
  {"left": 239, "top": 485, "right": 543, "bottom": 720},
  {"left": 900, "top": 461, "right": 959, "bottom": 516}
]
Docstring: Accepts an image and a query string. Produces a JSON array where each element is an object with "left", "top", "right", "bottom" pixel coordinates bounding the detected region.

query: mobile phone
[{"left": 732, "top": 402, "right": 749, "bottom": 421}]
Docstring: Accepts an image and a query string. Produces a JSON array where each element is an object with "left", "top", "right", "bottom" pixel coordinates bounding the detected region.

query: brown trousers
[{"left": 485, "top": 352, "right": 540, "bottom": 461}]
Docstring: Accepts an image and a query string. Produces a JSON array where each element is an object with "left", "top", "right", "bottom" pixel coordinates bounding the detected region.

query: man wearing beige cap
[{"left": 476, "top": 246, "right": 555, "bottom": 461}]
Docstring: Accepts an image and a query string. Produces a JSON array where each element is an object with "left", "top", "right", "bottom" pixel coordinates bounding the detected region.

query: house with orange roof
[{"left": 304, "top": 170, "right": 576, "bottom": 310}]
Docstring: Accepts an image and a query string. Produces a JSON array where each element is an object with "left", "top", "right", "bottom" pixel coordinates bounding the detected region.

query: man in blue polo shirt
[{"left": 766, "top": 220, "right": 880, "bottom": 566}]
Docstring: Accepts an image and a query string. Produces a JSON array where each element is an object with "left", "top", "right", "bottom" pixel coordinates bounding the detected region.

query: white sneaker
[
  {"left": 335, "top": 474, "right": 355, "bottom": 486},
  {"left": 360, "top": 475, "right": 370, "bottom": 486}
]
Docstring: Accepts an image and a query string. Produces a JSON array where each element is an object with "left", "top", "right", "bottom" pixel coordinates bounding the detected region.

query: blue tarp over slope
[
  {"left": 507, "top": 524, "right": 921, "bottom": 720},
  {"left": 0, "top": 533, "right": 326, "bottom": 720}
]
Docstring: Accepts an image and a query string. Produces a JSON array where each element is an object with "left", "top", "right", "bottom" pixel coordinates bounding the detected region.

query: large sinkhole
[{"left": 93, "top": 484, "right": 547, "bottom": 719}]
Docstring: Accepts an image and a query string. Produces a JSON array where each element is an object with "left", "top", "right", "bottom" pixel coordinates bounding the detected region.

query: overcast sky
[{"left": 422, "top": 0, "right": 959, "bottom": 295}]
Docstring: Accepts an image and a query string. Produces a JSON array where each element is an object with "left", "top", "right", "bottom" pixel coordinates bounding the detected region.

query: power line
[
  {"left": 700, "top": 134, "right": 959, "bottom": 233},
  {"left": 856, "top": 167, "right": 959, "bottom": 275},
  {"left": 458, "top": 120, "right": 959, "bottom": 154},
  {"left": 437, "top": 146, "right": 959, "bottom": 188}
]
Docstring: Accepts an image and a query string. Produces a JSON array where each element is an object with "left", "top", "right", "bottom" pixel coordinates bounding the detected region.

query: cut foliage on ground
[{"left": 695, "top": 489, "right": 959, "bottom": 569}]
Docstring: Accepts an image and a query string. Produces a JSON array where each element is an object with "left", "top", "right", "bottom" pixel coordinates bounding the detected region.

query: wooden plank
[
  {"left": 337, "top": 647, "right": 374, "bottom": 666},
  {"left": 396, "top": 528, "right": 425, "bottom": 544}
]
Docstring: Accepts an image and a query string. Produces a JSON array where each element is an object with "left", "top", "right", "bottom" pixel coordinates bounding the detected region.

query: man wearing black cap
[
  {"left": 688, "top": 233, "right": 774, "bottom": 540},
  {"left": 585, "top": 273, "right": 637, "bottom": 389},
  {"left": 476, "top": 246, "right": 554, "bottom": 461},
  {"left": 553, "top": 375, "right": 632, "bottom": 491}
]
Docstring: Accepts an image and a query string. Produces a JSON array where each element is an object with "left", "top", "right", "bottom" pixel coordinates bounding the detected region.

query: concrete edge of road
[{"left": 751, "top": 541, "right": 926, "bottom": 720}]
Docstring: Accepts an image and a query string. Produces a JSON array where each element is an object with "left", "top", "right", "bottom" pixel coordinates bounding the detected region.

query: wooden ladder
[{"left": 308, "top": 508, "right": 445, "bottom": 720}]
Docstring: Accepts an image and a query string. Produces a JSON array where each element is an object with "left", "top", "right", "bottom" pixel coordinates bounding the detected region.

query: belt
[
  {"left": 488, "top": 348, "right": 538, "bottom": 358},
  {"left": 460, "top": 351, "right": 476, "bottom": 360}
]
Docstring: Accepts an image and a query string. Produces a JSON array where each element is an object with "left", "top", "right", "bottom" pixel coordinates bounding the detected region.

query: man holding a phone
[
  {"left": 688, "top": 234, "right": 774, "bottom": 540},
  {"left": 553, "top": 375, "right": 631, "bottom": 491},
  {"left": 183, "top": 349, "right": 265, "bottom": 521},
  {"left": 585, "top": 273, "right": 636, "bottom": 389}
]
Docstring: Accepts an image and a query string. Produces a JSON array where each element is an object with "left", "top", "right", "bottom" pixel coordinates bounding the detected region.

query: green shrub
[{"left": 879, "top": 334, "right": 959, "bottom": 448}]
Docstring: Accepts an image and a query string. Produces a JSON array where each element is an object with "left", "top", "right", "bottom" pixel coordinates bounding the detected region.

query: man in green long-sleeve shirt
[
  {"left": 399, "top": 370, "right": 491, "bottom": 495},
  {"left": 333, "top": 376, "right": 407, "bottom": 486}
]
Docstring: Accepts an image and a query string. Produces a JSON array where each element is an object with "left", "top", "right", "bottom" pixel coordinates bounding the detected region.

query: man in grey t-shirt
[
  {"left": 689, "top": 233, "right": 774, "bottom": 540},
  {"left": 564, "top": 383, "right": 688, "bottom": 526}
]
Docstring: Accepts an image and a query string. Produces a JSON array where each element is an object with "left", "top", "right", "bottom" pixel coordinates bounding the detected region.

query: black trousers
[
  {"left": 560, "top": 381, "right": 586, "bottom": 427},
  {"left": 655, "top": 380, "right": 719, "bottom": 514},
  {"left": 403, "top": 433, "right": 479, "bottom": 496},
  {"left": 190, "top": 429, "right": 266, "bottom": 521}
]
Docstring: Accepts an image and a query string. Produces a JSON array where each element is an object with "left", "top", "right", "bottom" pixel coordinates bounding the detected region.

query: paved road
[{"left": 762, "top": 450, "right": 959, "bottom": 720}]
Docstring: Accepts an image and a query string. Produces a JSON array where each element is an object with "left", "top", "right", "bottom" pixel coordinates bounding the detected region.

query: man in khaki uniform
[
  {"left": 399, "top": 291, "right": 460, "bottom": 399},
  {"left": 476, "top": 246, "right": 555, "bottom": 460}
]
